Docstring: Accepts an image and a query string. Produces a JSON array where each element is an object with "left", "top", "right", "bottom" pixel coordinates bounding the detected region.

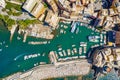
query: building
[
  {"left": 92, "top": 47, "right": 120, "bottom": 73},
  {"left": 0, "top": 0, "right": 6, "bottom": 8},
  {"left": 107, "top": 31, "right": 120, "bottom": 46},
  {"left": 23, "top": 0, "right": 47, "bottom": 20},
  {"left": 107, "top": 31, "right": 116, "bottom": 46},
  {"left": 115, "top": 31, "right": 120, "bottom": 45},
  {"left": 45, "top": 10, "right": 59, "bottom": 29},
  {"left": 27, "top": 24, "right": 54, "bottom": 39},
  {"left": 47, "top": 0, "right": 58, "bottom": 13}
]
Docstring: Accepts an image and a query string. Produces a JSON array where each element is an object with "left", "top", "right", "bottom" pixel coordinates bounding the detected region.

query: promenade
[{"left": 5, "top": 59, "right": 91, "bottom": 80}]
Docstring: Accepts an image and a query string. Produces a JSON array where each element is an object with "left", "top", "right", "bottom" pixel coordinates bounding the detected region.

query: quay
[{"left": 4, "top": 52, "right": 91, "bottom": 80}]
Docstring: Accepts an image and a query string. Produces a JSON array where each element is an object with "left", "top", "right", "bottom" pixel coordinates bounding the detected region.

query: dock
[
  {"left": 23, "top": 30, "right": 29, "bottom": 43},
  {"left": 10, "top": 25, "right": 18, "bottom": 42}
]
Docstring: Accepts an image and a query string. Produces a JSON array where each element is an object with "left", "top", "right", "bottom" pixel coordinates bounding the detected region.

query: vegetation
[
  {"left": 0, "top": 1, "right": 41, "bottom": 30},
  {"left": 43, "top": 3, "right": 48, "bottom": 8},
  {"left": 5, "top": 2, "right": 22, "bottom": 16},
  {"left": 17, "top": 19, "right": 41, "bottom": 29},
  {"left": 6, "top": 2, "right": 22, "bottom": 11},
  {"left": 0, "top": 14, "right": 16, "bottom": 30}
]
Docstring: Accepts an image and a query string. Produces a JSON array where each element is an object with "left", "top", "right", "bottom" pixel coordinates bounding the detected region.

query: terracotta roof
[{"left": 115, "top": 31, "right": 120, "bottom": 45}]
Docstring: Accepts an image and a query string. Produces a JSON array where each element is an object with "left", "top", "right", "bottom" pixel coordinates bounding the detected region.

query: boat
[
  {"left": 17, "top": 36, "right": 21, "bottom": 40},
  {"left": 71, "top": 21, "right": 77, "bottom": 33},
  {"left": 71, "top": 50, "right": 74, "bottom": 55},
  {"left": 79, "top": 47, "right": 82, "bottom": 55},
  {"left": 58, "top": 52, "right": 63, "bottom": 57},
  {"left": 5, "top": 45, "right": 8, "bottom": 48},
  {"left": 42, "top": 53, "right": 45, "bottom": 56},
  {"left": 61, "top": 24, "right": 63, "bottom": 27},
  {"left": 3, "top": 41, "right": 5, "bottom": 44},
  {"left": 24, "top": 56, "right": 28, "bottom": 60},
  {"left": 72, "top": 44, "right": 76, "bottom": 47},
  {"left": 58, "top": 48, "right": 62, "bottom": 51},
  {"left": 0, "top": 42, "right": 2, "bottom": 45},
  {"left": 88, "top": 36, "right": 99, "bottom": 42},
  {"left": 83, "top": 46, "right": 86, "bottom": 53},
  {"left": 0, "top": 49, "right": 2, "bottom": 52},
  {"left": 67, "top": 49, "right": 71, "bottom": 56},
  {"left": 62, "top": 50, "right": 66, "bottom": 56},
  {"left": 73, "top": 48, "right": 77, "bottom": 53},
  {"left": 76, "top": 27, "right": 79, "bottom": 34},
  {"left": 80, "top": 42, "right": 87, "bottom": 46}
]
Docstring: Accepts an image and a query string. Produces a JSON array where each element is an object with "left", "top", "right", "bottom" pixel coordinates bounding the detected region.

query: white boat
[
  {"left": 58, "top": 52, "right": 63, "bottom": 57},
  {"left": 5, "top": 45, "right": 8, "bottom": 48},
  {"left": 76, "top": 27, "right": 79, "bottom": 34},
  {"left": 79, "top": 47, "right": 82, "bottom": 55},
  {"left": 83, "top": 47, "right": 86, "bottom": 53},
  {"left": 72, "top": 44, "right": 76, "bottom": 47},
  {"left": 71, "top": 50, "right": 74, "bottom": 55},
  {"left": 17, "top": 36, "right": 21, "bottom": 40},
  {"left": 0, "top": 49, "right": 2, "bottom": 52},
  {"left": 24, "top": 56, "right": 28, "bottom": 60},
  {"left": 62, "top": 50, "right": 66, "bottom": 56},
  {"left": 80, "top": 42, "right": 87, "bottom": 46},
  {"left": 42, "top": 53, "right": 45, "bottom": 56},
  {"left": 0, "top": 42, "right": 2, "bottom": 45},
  {"left": 67, "top": 49, "right": 71, "bottom": 56},
  {"left": 73, "top": 48, "right": 77, "bottom": 53},
  {"left": 58, "top": 48, "right": 62, "bottom": 51}
]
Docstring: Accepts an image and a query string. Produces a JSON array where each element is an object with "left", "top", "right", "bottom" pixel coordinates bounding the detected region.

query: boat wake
[{"left": 14, "top": 54, "right": 24, "bottom": 61}]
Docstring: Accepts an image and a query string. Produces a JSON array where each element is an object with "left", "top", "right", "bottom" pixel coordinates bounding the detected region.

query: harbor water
[{"left": 0, "top": 20, "right": 106, "bottom": 78}]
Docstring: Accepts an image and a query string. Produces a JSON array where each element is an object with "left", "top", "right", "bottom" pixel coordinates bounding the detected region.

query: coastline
[{"left": 4, "top": 59, "right": 91, "bottom": 80}]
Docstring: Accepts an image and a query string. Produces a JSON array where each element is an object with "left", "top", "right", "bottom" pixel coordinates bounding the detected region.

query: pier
[
  {"left": 23, "top": 30, "right": 28, "bottom": 43},
  {"left": 10, "top": 25, "right": 18, "bottom": 42}
]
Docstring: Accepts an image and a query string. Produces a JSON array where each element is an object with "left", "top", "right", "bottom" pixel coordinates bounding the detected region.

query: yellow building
[
  {"left": 47, "top": 0, "right": 58, "bottom": 13},
  {"left": 23, "top": 0, "right": 47, "bottom": 19}
]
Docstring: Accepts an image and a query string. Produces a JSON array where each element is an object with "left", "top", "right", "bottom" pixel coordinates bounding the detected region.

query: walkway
[{"left": 5, "top": 60, "right": 91, "bottom": 80}]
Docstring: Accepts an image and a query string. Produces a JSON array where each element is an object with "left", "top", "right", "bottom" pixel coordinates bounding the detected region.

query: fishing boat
[{"left": 67, "top": 49, "right": 71, "bottom": 56}]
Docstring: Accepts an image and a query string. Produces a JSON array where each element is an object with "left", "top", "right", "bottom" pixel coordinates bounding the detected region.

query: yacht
[{"left": 80, "top": 42, "right": 87, "bottom": 46}]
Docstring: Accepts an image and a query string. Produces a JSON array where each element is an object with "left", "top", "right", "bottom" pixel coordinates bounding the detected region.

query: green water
[{"left": 0, "top": 21, "right": 105, "bottom": 78}]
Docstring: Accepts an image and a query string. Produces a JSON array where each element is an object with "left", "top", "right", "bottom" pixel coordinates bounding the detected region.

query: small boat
[
  {"left": 24, "top": 56, "right": 28, "bottom": 60},
  {"left": 67, "top": 49, "right": 71, "bottom": 56},
  {"left": 76, "top": 27, "right": 79, "bottom": 34},
  {"left": 79, "top": 47, "right": 82, "bottom": 55},
  {"left": 83, "top": 47, "right": 86, "bottom": 53},
  {"left": 17, "top": 36, "right": 21, "bottom": 40},
  {"left": 58, "top": 52, "right": 63, "bottom": 57},
  {"left": 80, "top": 42, "right": 87, "bottom": 46},
  {"left": 5, "top": 45, "right": 8, "bottom": 48},
  {"left": 58, "top": 48, "right": 62, "bottom": 51},
  {"left": 3, "top": 41, "right": 5, "bottom": 44},
  {"left": 0, "top": 49, "right": 2, "bottom": 52},
  {"left": 73, "top": 48, "right": 77, "bottom": 53},
  {"left": 62, "top": 50, "right": 66, "bottom": 56},
  {"left": 0, "top": 42, "right": 2, "bottom": 45}
]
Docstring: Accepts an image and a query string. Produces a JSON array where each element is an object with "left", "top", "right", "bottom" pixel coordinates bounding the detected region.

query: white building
[{"left": 0, "top": 0, "right": 6, "bottom": 8}]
